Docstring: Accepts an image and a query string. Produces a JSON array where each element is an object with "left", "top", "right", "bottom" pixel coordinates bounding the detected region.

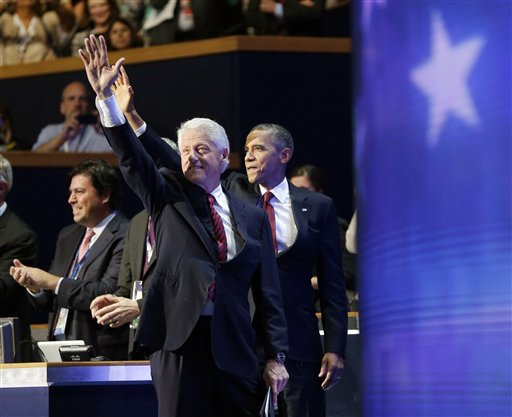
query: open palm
[{"left": 78, "top": 34, "right": 125, "bottom": 99}]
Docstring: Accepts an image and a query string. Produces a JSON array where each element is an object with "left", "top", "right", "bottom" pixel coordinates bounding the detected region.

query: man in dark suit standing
[
  {"left": 11, "top": 159, "right": 129, "bottom": 360},
  {"left": 241, "top": 125, "right": 348, "bottom": 416},
  {"left": 90, "top": 210, "right": 155, "bottom": 359},
  {"left": 0, "top": 155, "right": 38, "bottom": 362},
  {"left": 79, "top": 35, "right": 288, "bottom": 417}
]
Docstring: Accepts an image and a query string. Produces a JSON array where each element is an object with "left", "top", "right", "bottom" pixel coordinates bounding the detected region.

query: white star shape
[
  {"left": 410, "top": 11, "right": 485, "bottom": 146},
  {"left": 362, "top": 0, "right": 387, "bottom": 27}
]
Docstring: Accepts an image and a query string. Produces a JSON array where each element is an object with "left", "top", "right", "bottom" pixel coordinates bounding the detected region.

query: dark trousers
[
  {"left": 279, "top": 359, "right": 325, "bottom": 417},
  {"left": 150, "top": 317, "right": 263, "bottom": 417}
]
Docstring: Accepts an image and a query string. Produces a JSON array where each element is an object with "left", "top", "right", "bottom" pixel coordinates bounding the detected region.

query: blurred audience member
[
  {"left": 70, "top": 0, "right": 119, "bottom": 55},
  {"left": 246, "top": 0, "right": 325, "bottom": 36},
  {"left": 0, "top": 105, "right": 31, "bottom": 150},
  {"left": 142, "top": 0, "right": 244, "bottom": 46},
  {"left": 289, "top": 164, "right": 358, "bottom": 309},
  {"left": 0, "top": 155, "right": 38, "bottom": 362},
  {"left": 107, "top": 16, "right": 142, "bottom": 50},
  {"left": 32, "top": 81, "right": 112, "bottom": 152},
  {"left": 40, "top": 0, "right": 78, "bottom": 56},
  {"left": 115, "top": 0, "right": 144, "bottom": 31},
  {"left": 0, "top": 0, "right": 56, "bottom": 65}
]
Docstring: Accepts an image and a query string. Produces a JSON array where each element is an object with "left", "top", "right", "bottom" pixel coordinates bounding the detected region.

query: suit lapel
[
  {"left": 174, "top": 200, "right": 217, "bottom": 262},
  {"left": 226, "top": 189, "right": 248, "bottom": 244},
  {"left": 60, "top": 227, "right": 84, "bottom": 275},
  {"left": 288, "top": 183, "right": 309, "bottom": 248}
]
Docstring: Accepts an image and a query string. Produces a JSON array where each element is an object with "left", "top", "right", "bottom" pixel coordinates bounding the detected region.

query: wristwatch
[{"left": 274, "top": 351, "right": 286, "bottom": 365}]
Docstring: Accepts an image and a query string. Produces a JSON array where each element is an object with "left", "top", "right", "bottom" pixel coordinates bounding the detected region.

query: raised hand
[
  {"left": 78, "top": 34, "right": 125, "bottom": 99},
  {"left": 111, "top": 66, "right": 135, "bottom": 114}
]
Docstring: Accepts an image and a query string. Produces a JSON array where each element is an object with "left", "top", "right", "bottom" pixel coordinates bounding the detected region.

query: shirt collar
[
  {"left": 209, "top": 184, "right": 228, "bottom": 208},
  {"left": 89, "top": 211, "right": 117, "bottom": 243},
  {"left": 258, "top": 177, "right": 289, "bottom": 203},
  {"left": 0, "top": 202, "right": 6, "bottom": 217}
]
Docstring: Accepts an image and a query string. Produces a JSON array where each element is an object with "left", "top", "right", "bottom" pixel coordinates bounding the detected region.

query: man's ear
[
  {"left": 280, "top": 148, "right": 293, "bottom": 165},
  {"left": 101, "top": 191, "right": 112, "bottom": 205}
]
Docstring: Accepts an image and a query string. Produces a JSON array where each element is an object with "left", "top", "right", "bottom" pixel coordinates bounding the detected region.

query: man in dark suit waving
[
  {"left": 79, "top": 35, "right": 288, "bottom": 417},
  {"left": 97, "top": 63, "right": 348, "bottom": 416}
]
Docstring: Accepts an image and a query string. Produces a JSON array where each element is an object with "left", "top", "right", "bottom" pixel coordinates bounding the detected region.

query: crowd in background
[{"left": 0, "top": 0, "right": 350, "bottom": 66}]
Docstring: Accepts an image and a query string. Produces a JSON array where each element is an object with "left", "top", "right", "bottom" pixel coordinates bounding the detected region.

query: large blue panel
[{"left": 353, "top": 1, "right": 512, "bottom": 416}]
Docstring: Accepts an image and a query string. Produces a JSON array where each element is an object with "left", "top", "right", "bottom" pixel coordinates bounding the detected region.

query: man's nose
[
  {"left": 188, "top": 151, "right": 198, "bottom": 162},
  {"left": 244, "top": 151, "right": 253, "bottom": 161}
]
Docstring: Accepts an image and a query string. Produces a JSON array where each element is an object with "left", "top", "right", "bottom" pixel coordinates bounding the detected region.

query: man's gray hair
[
  {"left": 0, "top": 154, "right": 13, "bottom": 191},
  {"left": 177, "top": 118, "right": 230, "bottom": 172},
  {"left": 249, "top": 123, "right": 294, "bottom": 152}
]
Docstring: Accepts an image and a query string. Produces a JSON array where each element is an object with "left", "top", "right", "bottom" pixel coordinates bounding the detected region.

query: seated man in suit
[
  {"left": 0, "top": 155, "right": 38, "bottom": 362},
  {"left": 79, "top": 34, "right": 289, "bottom": 416},
  {"left": 10, "top": 159, "right": 129, "bottom": 360}
]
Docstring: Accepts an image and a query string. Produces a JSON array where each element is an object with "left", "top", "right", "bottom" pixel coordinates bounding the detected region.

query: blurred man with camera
[{"left": 32, "top": 81, "right": 112, "bottom": 152}]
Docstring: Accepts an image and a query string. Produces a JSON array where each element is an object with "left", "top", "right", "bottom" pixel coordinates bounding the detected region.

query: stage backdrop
[{"left": 354, "top": 1, "right": 511, "bottom": 416}]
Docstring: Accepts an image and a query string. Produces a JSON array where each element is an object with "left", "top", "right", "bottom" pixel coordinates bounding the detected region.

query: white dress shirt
[{"left": 259, "top": 178, "right": 298, "bottom": 253}]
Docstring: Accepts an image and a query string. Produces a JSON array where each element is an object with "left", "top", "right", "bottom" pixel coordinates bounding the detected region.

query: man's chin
[{"left": 246, "top": 172, "right": 258, "bottom": 184}]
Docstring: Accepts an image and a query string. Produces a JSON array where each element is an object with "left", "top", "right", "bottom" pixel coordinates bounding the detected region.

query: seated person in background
[
  {"left": 0, "top": 105, "right": 31, "bottom": 150},
  {"left": 107, "top": 16, "right": 142, "bottom": 50},
  {"left": 70, "top": 0, "right": 119, "bottom": 56},
  {"left": 245, "top": 0, "right": 326, "bottom": 36},
  {"left": 32, "top": 81, "right": 112, "bottom": 152},
  {"left": 0, "top": 155, "right": 38, "bottom": 362},
  {"left": 0, "top": 0, "right": 56, "bottom": 65},
  {"left": 289, "top": 164, "right": 358, "bottom": 310},
  {"left": 142, "top": 0, "right": 244, "bottom": 46},
  {"left": 10, "top": 159, "right": 129, "bottom": 360},
  {"left": 40, "top": 0, "right": 79, "bottom": 57}
]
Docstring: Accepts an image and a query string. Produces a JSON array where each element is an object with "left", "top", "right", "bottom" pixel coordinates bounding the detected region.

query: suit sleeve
[
  {"left": 102, "top": 123, "right": 179, "bottom": 216},
  {"left": 139, "top": 125, "right": 182, "bottom": 172},
  {"left": 0, "top": 228, "right": 37, "bottom": 306},
  {"left": 251, "top": 210, "right": 289, "bottom": 358},
  {"left": 317, "top": 198, "right": 349, "bottom": 357}
]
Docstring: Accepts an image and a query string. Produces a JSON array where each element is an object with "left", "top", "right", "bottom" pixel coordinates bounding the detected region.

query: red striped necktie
[
  {"left": 207, "top": 194, "right": 227, "bottom": 262},
  {"left": 262, "top": 191, "right": 278, "bottom": 254}
]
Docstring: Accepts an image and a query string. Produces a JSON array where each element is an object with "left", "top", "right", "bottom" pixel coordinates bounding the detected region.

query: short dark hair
[
  {"left": 69, "top": 159, "right": 121, "bottom": 210},
  {"left": 289, "top": 164, "right": 325, "bottom": 192},
  {"left": 249, "top": 123, "right": 294, "bottom": 152}
]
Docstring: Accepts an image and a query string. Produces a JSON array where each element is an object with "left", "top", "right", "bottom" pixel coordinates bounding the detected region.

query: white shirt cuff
[
  {"left": 54, "top": 277, "right": 64, "bottom": 294},
  {"left": 95, "top": 95, "right": 126, "bottom": 127},
  {"left": 134, "top": 122, "right": 147, "bottom": 137}
]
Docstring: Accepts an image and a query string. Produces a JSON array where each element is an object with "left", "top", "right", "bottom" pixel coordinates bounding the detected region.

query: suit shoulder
[
  {"left": 290, "top": 183, "right": 334, "bottom": 205},
  {"left": 3, "top": 209, "right": 37, "bottom": 241}
]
